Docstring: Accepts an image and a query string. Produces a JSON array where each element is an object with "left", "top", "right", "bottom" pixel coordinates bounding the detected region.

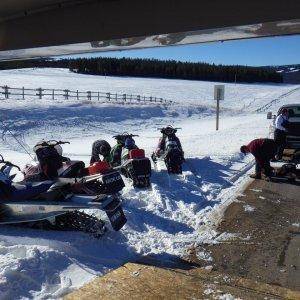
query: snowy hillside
[{"left": 0, "top": 68, "right": 300, "bottom": 299}]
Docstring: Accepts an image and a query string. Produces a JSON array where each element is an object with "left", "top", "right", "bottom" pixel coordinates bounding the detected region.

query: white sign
[{"left": 214, "top": 85, "right": 225, "bottom": 101}]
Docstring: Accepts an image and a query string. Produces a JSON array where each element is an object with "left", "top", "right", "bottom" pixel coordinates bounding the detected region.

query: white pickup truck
[{"left": 267, "top": 104, "right": 300, "bottom": 150}]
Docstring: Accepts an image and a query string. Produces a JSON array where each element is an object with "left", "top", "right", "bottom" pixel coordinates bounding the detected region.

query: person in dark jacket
[
  {"left": 274, "top": 108, "right": 289, "bottom": 160},
  {"left": 90, "top": 140, "right": 111, "bottom": 164},
  {"left": 110, "top": 138, "right": 124, "bottom": 167},
  {"left": 240, "top": 138, "right": 277, "bottom": 179}
]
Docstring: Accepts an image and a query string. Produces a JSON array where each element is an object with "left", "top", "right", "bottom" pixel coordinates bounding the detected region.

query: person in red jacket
[{"left": 240, "top": 138, "right": 277, "bottom": 179}]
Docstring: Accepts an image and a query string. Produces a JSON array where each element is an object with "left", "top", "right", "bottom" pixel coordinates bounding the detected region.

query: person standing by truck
[{"left": 274, "top": 108, "right": 289, "bottom": 160}]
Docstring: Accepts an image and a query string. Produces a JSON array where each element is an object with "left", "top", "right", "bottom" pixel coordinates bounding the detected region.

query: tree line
[{"left": 0, "top": 57, "right": 283, "bottom": 83}]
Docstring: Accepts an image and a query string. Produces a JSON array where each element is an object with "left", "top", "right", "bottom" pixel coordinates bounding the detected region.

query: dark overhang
[{"left": 0, "top": 0, "right": 300, "bottom": 60}]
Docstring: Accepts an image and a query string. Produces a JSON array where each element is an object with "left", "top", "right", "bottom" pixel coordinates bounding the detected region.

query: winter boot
[
  {"left": 249, "top": 173, "right": 261, "bottom": 179},
  {"left": 261, "top": 174, "right": 271, "bottom": 181}
]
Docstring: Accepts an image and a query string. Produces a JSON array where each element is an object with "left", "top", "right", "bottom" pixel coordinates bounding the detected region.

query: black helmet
[
  {"left": 124, "top": 137, "right": 135, "bottom": 149},
  {"left": 162, "top": 126, "right": 176, "bottom": 136},
  {"left": 99, "top": 142, "right": 111, "bottom": 156}
]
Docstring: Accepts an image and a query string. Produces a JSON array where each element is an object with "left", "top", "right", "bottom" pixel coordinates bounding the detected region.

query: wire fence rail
[
  {"left": 0, "top": 85, "right": 173, "bottom": 105},
  {"left": 255, "top": 87, "right": 300, "bottom": 113}
]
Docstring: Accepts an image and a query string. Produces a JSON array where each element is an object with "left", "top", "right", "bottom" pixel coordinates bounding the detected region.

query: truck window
[{"left": 279, "top": 107, "right": 300, "bottom": 117}]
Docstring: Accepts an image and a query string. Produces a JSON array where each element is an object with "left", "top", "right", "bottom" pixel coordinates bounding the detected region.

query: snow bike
[
  {"left": 22, "top": 140, "right": 127, "bottom": 231},
  {"left": 152, "top": 126, "right": 184, "bottom": 174},
  {"left": 112, "top": 134, "right": 152, "bottom": 188},
  {"left": 0, "top": 155, "right": 108, "bottom": 236},
  {"left": 20, "top": 140, "right": 127, "bottom": 231}
]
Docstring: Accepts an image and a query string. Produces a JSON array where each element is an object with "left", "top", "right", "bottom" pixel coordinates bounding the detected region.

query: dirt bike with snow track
[
  {"left": 151, "top": 126, "right": 185, "bottom": 174},
  {"left": 1, "top": 143, "right": 127, "bottom": 234}
]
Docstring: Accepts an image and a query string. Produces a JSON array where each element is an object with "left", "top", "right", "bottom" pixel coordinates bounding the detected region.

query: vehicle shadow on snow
[
  {"left": 186, "top": 156, "right": 233, "bottom": 187},
  {"left": 123, "top": 205, "right": 193, "bottom": 234},
  {"left": 131, "top": 156, "right": 237, "bottom": 231},
  {"left": 150, "top": 157, "right": 231, "bottom": 210},
  {"left": 0, "top": 225, "right": 137, "bottom": 299}
]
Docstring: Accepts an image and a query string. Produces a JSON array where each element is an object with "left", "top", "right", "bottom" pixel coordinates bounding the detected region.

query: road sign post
[{"left": 214, "top": 85, "right": 225, "bottom": 130}]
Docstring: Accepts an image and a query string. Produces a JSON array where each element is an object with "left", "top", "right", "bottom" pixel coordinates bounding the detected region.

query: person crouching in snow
[
  {"left": 90, "top": 140, "right": 112, "bottom": 164},
  {"left": 240, "top": 138, "right": 277, "bottom": 179}
]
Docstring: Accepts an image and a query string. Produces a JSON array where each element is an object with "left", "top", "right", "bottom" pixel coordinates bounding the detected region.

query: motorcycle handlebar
[
  {"left": 54, "top": 140, "right": 70, "bottom": 145},
  {"left": 4, "top": 161, "right": 21, "bottom": 171},
  {"left": 0, "top": 156, "right": 21, "bottom": 171},
  {"left": 35, "top": 140, "right": 70, "bottom": 147},
  {"left": 158, "top": 127, "right": 181, "bottom": 131},
  {"left": 112, "top": 134, "right": 139, "bottom": 139}
]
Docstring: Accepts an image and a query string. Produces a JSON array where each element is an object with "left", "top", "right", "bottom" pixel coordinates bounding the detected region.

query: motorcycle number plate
[
  {"left": 103, "top": 173, "right": 122, "bottom": 185},
  {"left": 110, "top": 210, "right": 122, "bottom": 223},
  {"left": 105, "top": 203, "right": 127, "bottom": 231}
]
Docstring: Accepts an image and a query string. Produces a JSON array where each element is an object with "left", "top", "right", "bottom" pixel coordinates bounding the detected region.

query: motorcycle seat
[
  {"left": 7, "top": 181, "right": 55, "bottom": 201},
  {"left": 129, "top": 149, "right": 145, "bottom": 159}
]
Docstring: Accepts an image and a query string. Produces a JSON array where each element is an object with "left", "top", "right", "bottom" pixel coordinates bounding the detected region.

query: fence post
[
  {"left": 150, "top": 96, "right": 152, "bottom": 102},
  {"left": 144, "top": 96, "right": 146, "bottom": 102},
  {"left": 22, "top": 87, "right": 25, "bottom": 100},
  {"left": 137, "top": 95, "right": 140, "bottom": 102},
  {"left": 98, "top": 92, "right": 100, "bottom": 101},
  {"left": 106, "top": 92, "right": 111, "bottom": 102},
  {"left": 87, "top": 91, "right": 91, "bottom": 100},
  {"left": 76, "top": 90, "right": 79, "bottom": 100},
  {"left": 115, "top": 93, "right": 117, "bottom": 102},
  {"left": 52, "top": 89, "right": 55, "bottom": 100},
  {"left": 3, "top": 86, "right": 9, "bottom": 99},
  {"left": 123, "top": 94, "right": 126, "bottom": 103},
  {"left": 37, "top": 88, "right": 43, "bottom": 99},
  {"left": 64, "top": 89, "right": 69, "bottom": 100}
]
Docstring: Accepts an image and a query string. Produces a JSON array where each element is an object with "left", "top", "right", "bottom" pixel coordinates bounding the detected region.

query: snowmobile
[
  {"left": 0, "top": 155, "right": 108, "bottom": 236},
  {"left": 21, "top": 140, "right": 127, "bottom": 231},
  {"left": 112, "top": 134, "right": 152, "bottom": 188},
  {"left": 151, "top": 126, "right": 185, "bottom": 174},
  {"left": 270, "top": 148, "right": 300, "bottom": 183},
  {"left": 0, "top": 148, "right": 127, "bottom": 236}
]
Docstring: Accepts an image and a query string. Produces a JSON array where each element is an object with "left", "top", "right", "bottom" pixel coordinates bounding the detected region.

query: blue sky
[{"left": 67, "top": 35, "right": 300, "bottom": 66}]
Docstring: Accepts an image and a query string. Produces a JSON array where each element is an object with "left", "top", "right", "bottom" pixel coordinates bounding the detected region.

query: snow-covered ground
[{"left": 0, "top": 68, "right": 299, "bottom": 299}]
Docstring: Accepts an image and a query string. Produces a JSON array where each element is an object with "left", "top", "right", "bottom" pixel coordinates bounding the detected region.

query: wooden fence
[{"left": 0, "top": 85, "right": 173, "bottom": 105}]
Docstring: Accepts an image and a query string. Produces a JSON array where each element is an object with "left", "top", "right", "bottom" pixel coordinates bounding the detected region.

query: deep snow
[{"left": 0, "top": 68, "right": 300, "bottom": 299}]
